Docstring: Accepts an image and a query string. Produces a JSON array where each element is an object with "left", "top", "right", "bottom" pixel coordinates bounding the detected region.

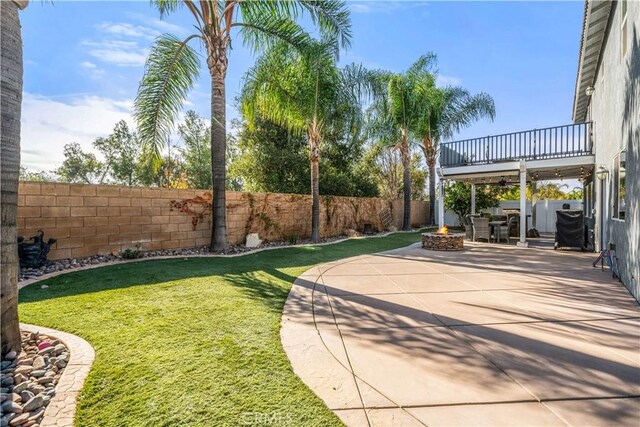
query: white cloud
[
  {"left": 436, "top": 74, "right": 462, "bottom": 87},
  {"left": 97, "top": 22, "right": 160, "bottom": 40},
  {"left": 20, "top": 93, "right": 135, "bottom": 171},
  {"left": 348, "top": 1, "right": 429, "bottom": 14},
  {"left": 80, "top": 61, "right": 97, "bottom": 69},
  {"left": 125, "top": 12, "right": 187, "bottom": 35},
  {"left": 349, "top": 3, "right": 371, "bottom": 13},
  {"left": 79, "top": 61, "right": 106, "bottom": 79},
  {"left": 82, "top": 40, "right": 148, "bottom": 67}
]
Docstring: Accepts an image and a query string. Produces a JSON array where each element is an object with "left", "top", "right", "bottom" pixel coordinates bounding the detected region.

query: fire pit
[{"left": 422, "top": 226, "right": 464, "bottom": 251}]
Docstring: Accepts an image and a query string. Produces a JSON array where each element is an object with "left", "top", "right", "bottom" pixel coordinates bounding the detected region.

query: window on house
[
  {"left": 613, "top": 151, "right": 626, "bottom": 220},
  {"left": 621, "top": 0, "right": 628, "bottom": 58}
]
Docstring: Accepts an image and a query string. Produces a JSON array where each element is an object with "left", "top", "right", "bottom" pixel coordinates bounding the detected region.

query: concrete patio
[{"left": 281, "top": 241, "right": 640, "bottom": 426}]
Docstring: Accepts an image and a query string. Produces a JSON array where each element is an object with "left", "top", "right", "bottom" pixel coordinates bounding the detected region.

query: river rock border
[
  {"left": 18, "top": 228, "right": 431, "bottom": 291},
  {"left": 18, "top": 324, "right": 94, "bottom": 427}
]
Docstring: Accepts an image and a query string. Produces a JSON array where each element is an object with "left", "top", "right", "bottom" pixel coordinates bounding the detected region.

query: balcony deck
[{"left": 440, "top": 122, "right": 593, "bottom": 168}]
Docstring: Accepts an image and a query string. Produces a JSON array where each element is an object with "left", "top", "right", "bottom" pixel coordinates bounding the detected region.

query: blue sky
[{"left": 20, "top": 1, "right": 584, "bottom": 172}]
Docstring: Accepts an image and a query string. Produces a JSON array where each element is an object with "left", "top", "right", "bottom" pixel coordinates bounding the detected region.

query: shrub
[{"left": 120, "top": 246, "right": 141, "bottom": 259}]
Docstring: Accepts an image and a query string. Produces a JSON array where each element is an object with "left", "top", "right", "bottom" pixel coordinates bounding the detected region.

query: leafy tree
[
  {"left": 229, "top": 117, "right": 309, "bottom": 194},
  {"left": 444, "top": 181, "right": 499, "bottom": 223},
  {"left": 361, "top": 143, "right": 426, "bottom": 201},
  {"left": 496, "top": 182, "right": 583, "bottom": 201},
  {"left": 177, "top": 110, "right": 212, "bottom": 190},
  {"left": 229, "top": 114, "right": 378, "bottom": 197},
  {"left": 566, "top": 188, "right": 583, "bottom": 200},
  {"left": 409, "top": 154, "right": 428, "bottom": 200},
  {"left": 134, "top": 0, "right": 351, "bottom": 251},
  {"left": 19, "top": 167, "right": 56, "bottom": 182},
  {"left": 55, "top": 143, "right": 104, "bottom": 184},
  {"left": 93, "top": 120, "right": 143, "bottom": 186},
  {"left": 241, "top": 42, "right": 370, "bottom": 241},
  {"left": 137, "top": 140, "right": 187, "bottom": 188}
]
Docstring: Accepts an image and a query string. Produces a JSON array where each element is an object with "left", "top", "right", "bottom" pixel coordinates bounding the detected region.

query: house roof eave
[{"left": 572, "top": 0, "right": 613, "bottom": 123}]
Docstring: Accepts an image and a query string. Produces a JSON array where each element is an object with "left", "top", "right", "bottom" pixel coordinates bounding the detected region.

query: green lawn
[{"left": 19, "top": 231, "right": 428, "bottom": 426}]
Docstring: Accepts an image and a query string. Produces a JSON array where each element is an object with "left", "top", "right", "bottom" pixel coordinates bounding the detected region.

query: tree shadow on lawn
[{"left": 18, "top": 231, "right": 427, "bottom": 306}]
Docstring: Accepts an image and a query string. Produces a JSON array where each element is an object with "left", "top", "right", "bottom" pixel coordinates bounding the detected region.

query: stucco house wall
[{"left": 588, "top": 0, "right": 639, "bottom": 299}]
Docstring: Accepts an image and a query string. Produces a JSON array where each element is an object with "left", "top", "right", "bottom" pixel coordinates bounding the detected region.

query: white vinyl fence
[{"left": 443, "top": 199, "right": 583, "bottom": 233}]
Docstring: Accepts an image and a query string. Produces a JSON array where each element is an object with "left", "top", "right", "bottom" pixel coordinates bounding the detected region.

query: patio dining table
[{"left": 489, "top": 220, "right": 508, "bottom": 243}]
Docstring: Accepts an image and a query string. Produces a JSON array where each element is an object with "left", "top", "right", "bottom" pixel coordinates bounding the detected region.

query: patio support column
[
  {"left": 437, "top": 169, "right": 445, "bottom": 228},
  {"left": 517, "top": 160, "right": 528, "bottom": 247},
  {"left": 470, "top": 184, "right": 476, "bottom": 215}
]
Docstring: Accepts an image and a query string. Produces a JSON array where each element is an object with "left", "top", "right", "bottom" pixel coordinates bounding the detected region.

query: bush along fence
[{"left": 17, "top": 182, "right": 429, "bottom": 260}]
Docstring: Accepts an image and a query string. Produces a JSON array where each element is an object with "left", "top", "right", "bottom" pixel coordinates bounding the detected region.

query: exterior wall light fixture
[
  {"left": 585, "top": 86, "right": 595, "bottom": 96},
  {"left": 595, "top": 165, "right": 609, "bottom": 180}
]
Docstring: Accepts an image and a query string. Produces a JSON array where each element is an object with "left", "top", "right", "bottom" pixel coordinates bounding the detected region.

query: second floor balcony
[{"left": 440, "top": 122, "right": 593, "bottom": 168}]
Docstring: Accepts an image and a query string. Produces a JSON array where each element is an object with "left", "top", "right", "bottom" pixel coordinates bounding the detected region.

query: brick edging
[
  {"left": 18, "top": 228, "right": 431, "bottom": 290},
  {"left": 19, "top": 323, "right": 95, "bottom": 427}
]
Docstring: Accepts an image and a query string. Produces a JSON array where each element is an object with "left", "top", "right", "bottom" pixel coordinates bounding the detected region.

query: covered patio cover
[
  {"left": 437, "top": 158, "right": 594, "bottom": 246},
  {"left": 281, "top": 242, "right": 639, "bottom": 426}
]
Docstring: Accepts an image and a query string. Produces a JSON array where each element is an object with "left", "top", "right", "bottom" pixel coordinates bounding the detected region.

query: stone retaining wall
[{"left": 17, "top": 182, "right": 429, "bottom": 260}]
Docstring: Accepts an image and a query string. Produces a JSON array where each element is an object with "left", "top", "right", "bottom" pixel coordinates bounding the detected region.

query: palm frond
[
  {"left": 406, "top": 53, "right": 438, "bottom": 79},
  {"left": 134, "top": 34, "right": 201, "bottom": 166},
  {"left": 438, "top": 87, "right": 495, "bottom": 140},
  {"left": 152, "top": 0, "right": 182, "bottom": 18},
  {"left": 234, "top": 14, "right": 314, "bottom": 54},
  {"left": 297, "top": 0, "right": 352, "bottom": 50},
  {"left": 240, "top": 44, "right": 307, "bottom": 135},
  {"left": 241, "top": 40, "right": 348, "bottom": 143}
]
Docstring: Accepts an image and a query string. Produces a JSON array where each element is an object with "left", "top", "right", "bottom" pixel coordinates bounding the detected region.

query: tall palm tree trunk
[
  {"left": 1, "top": 0, "right": 26, "bottom": 356},
  {"left": 401, "top": 131, "right": 411, "bottom": 231},
  {"left": 427, "top": 161, "right": 436, "bottom": 226},
  {"left": 208, "top": 51, "right": 228, "bottom": 251},
  {"left": 310, "top": 133, "right": 321, "bottom": 243}
]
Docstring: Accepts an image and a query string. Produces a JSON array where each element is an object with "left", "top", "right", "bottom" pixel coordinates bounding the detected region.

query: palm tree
[
  {"left": 241, "top": 42, "right": 370, "bottom": 242},
  {"left": 416, "top": 84, "right": 495, "bottom": 225},
  {"left": 368, "top": 56, "right": 436, "bottom": 230},
  {"left": 135, "top": 0, "right": 351, "bottom": 250},
  {"left": 1, "top": 0, "right": 28, "bottom": 356}
]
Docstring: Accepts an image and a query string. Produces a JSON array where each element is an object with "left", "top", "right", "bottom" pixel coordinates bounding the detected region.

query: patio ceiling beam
[
  {"left": 526, "top": 155, "right": 595, "bottom": 170},
  {"left": 441, "top": 161, "right": 520, "bottom": 177}
]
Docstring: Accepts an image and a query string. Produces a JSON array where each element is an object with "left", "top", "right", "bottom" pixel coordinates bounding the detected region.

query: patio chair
[
  {"left": 471, "top": 217, "right": 491, "bottom": 242},
  {"left": 507, "top": 216, "right": 519, "bottom": 244},
  {"left": 463, "top": 214, "right": 479, "bottom": 240},
  {"left": 495, "top": 220, "right": 510, "bottom": 243}
]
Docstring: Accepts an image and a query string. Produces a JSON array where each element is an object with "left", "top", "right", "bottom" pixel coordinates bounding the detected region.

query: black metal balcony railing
[{"left": 440, "top": 122, "right": 593, "bottom": 167}]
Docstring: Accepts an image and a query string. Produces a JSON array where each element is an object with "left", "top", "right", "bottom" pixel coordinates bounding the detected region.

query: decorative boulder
[
  {"left": 245, "top": 233, "right": 262, "bottom": 248},
  {"left": 343, "top": 229, "right": 359, "bottom": 238}
]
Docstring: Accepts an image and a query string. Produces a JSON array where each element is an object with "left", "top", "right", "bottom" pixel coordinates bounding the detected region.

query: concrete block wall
[{"left": 17, "top": 182, "right": 429, "bottom": 260}]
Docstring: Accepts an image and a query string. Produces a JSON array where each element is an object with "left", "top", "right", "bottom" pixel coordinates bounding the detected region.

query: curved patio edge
[
  {"left": 18, "top": 228, "right": 430, "bottom": 290},
  {"left": 19, "top": 323, "right": 96, "bottom": 427},
  {"left": 279, "top": 251, "right": 391, "bottom": 426}
]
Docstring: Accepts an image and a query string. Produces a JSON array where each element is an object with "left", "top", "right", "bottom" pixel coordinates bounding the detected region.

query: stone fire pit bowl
[{"left": 422, "top": 232, "right": 465, "bottom": 251}]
